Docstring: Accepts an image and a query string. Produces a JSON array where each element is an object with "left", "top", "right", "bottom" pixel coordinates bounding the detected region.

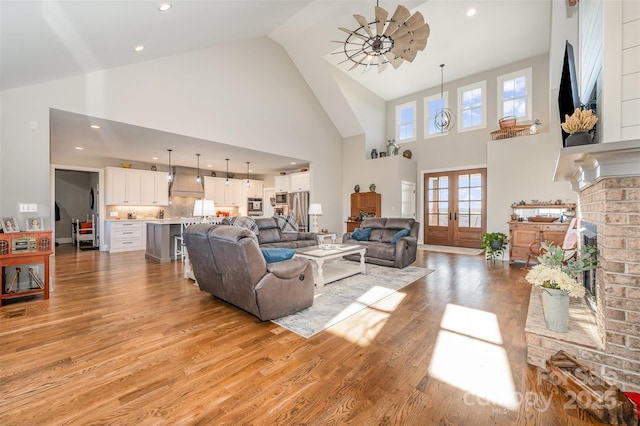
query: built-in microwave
[
  {"left": 247, "top": 198, "right": 263, "bottom": 216},
  {"left": 274, "top": 192, "right": 288, "bottom": 205}
]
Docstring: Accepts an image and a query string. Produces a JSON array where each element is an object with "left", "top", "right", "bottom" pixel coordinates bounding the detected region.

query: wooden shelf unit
[
  {"left": 0, "top": 231, "right": 53, "bottom": 304},
  {"left": 346, "top": 192, "right": 381, "bottom": 232}
]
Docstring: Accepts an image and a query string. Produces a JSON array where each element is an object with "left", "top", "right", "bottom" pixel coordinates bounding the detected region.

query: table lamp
[
  {"left": 193, "top": 199, "right": 216, "bottom": 223},
  {"left": 308, "top": 203, "right": 323, "bottom": 233}
]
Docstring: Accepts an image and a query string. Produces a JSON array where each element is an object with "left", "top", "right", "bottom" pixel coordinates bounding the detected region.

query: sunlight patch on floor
[
  {"left": 428, "top": 304, "right": 518, "bottom": 410},
  {"left": 329, "top": 288, "right": 406, "bottom": 346}
]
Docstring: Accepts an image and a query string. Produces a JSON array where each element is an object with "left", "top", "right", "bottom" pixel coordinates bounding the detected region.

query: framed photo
[
  {"left": 1, "top": 217, "right": 20, "bottom": 233},
  {"left": 26, "top": 217, "right": 44, "bottom": 231}
]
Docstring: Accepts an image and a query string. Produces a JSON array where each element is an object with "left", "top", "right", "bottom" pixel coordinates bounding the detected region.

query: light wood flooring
[{"left": 0, "top": 245, "right": 608, "bottom": 425}]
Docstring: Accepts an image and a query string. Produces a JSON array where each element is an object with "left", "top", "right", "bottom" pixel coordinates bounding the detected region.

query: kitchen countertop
[{"left": 105, "top": 218, "right": 181, "bottom": 224}]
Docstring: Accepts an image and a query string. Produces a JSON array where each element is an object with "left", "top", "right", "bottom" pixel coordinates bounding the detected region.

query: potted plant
[
  {"left": 561, "top": 108, "right": 598, "bottom": 147},
  {"left": 525, "top": 242, "right": 598, "bottom": 332},
  {"left": 482, "top": 232, "right": 509, "bottom": 261}
]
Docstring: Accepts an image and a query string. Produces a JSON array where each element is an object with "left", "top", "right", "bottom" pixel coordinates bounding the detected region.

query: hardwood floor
[{"left": 1, "top": 245, "right": 608, "bottom": 425}]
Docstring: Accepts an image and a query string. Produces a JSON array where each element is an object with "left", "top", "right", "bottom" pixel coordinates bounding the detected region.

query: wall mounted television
[{"left": 558, "top": 41, "right": 581, "bottom": 147}]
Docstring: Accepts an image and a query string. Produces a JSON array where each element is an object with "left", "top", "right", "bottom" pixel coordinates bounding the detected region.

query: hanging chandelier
[
  {"left": 434, "top": 64, "right": 455, "bottom": 133},
  {"left": 334, "top": 1, "right": 430, "bottom": 73},
  {"left": 246, "top": 162, "right": 251, "bottom": 188},
  {"left": 167, "top": 149, "right": 173, "bottom": 182},
  {"left": 225, "top": 159, "right": 230, "bottom": 187}
]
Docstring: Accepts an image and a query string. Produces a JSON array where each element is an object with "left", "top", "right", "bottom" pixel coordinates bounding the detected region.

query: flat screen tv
[{"left": 558, "top": 41, "right": 581, "bottom": 147}]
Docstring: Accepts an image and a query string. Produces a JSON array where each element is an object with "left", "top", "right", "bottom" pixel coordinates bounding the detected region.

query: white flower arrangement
[{"left": 525, "top": 242, "right": 598, "bottom": 298}]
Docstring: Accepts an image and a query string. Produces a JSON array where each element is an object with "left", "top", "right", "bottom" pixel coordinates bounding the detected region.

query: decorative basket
[
  {"left": 499, "top": 116, "right": 517, "bottom": 129},
  {"left": 490, "top": 125, "right": 531, "bottom": 140}
]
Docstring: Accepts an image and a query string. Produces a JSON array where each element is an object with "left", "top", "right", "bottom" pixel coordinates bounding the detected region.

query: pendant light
[
  {"left": 196, "top": 154, "right": 201, "bottom": 184},
  {"left": 246, "top": 162, "right": 251, "bottom": 188},
  {"left": 167, "top": 149, "right": 173, "bottom": 182},
  {"left": 434, "top": 64, "right": 455, "bottom": 133},
  {"left": 225, "top": 159, "right": 230, "bottom": 187}
]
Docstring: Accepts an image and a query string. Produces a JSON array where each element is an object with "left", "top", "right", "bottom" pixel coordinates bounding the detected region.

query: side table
[{"left": 316, "top": 232, "right": 337, "bottom": 245}]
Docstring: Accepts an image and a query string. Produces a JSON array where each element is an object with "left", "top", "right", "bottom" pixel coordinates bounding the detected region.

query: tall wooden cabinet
[{"left": 346, "top": 192, "right": 381, "bottom": 232}]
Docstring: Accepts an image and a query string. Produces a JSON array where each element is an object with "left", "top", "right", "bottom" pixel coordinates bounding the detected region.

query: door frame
[
  {"left": 51, "top": 164, "right": 106, "bottom": 251},
  {"left": 418, "top": 164, "right": 487, "bottom": 245}
]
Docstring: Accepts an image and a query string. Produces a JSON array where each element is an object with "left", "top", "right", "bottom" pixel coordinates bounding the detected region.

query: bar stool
[{"left": 174, "top": 235, "right": 183, "bottom": 259}]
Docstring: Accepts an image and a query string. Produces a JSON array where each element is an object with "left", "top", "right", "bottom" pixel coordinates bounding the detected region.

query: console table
[{"left": 0, "top": 231, "right": 53, "bottom": 305}]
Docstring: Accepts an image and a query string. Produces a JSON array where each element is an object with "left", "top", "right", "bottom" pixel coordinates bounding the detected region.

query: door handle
[
  {"left": 449, "top": 212, "right": 452, "bottom": 220},
  {"left": 454, "top": 212, "right": 457, "bottom": 220}
]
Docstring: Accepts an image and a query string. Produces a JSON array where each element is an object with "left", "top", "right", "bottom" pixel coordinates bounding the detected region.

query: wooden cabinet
[
  {"left": 106, "top": 167, "right": 168, "bottom": 206},
  {"left": 509, "top": 221, "right": 570, "bottom": 264},
  {"left": 274, "top": 175, "right": 290, "bottom": 193},
  {"left": 347, "top": 192, "right": 381, "bottom": 232},
  {"left": 289, "top": 172, "right": 310, "bottom": 192},
  {"left": 105, "top": 221, "right": 145, "bottom": 253},
  {"left": 0, "top": 231, "right": 53, "bottom": 305}
]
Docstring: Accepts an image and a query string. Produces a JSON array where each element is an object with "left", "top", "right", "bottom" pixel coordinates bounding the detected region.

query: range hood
[{"left": 169, "top": 166, "right": 204, "bottom": 197}]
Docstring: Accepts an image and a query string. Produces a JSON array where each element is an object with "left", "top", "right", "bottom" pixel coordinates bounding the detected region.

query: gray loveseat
[
  {"left": 254, "top": 217, "right": 318, "bottom": 248},
  {"left": 342, "top": 217, "right": 419, "bottom": 268},
  {"left": 183, "top": 224, "right": 314, "bottom": 320}
]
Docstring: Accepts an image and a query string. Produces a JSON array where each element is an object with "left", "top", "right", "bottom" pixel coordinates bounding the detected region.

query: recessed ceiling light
[
  {"left": 207, "top": 164, "right": 213, "bottom": 168},
  {"left": 467, "top": 8, "right": 476, "bottom": 17},
  {"left": 75, "top": 146, "right": 84, "bottom": 150},
  {"left": 89, "top": 124, "right": 100, "bottom": 129},
  {"left": 291, "top": 162, "right": 296, "bottom": 165},
  {"left": 134, "top": 45, "right": 145, "bottom": 52},
  {"left": 152, "top": 157, "right": 158, "bottom": 160},
  {"left": 158, "top": 3, "right": 172, "bottom": 12}
]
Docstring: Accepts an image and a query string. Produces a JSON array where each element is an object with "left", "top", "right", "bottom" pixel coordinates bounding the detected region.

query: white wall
[{"left": 0, "top": 38, "right": 345, "bottom": 234}]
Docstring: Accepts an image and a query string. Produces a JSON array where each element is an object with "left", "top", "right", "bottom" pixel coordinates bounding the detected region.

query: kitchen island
[{"left": 145, "top": 219, "right": 182, "bottom": 263}]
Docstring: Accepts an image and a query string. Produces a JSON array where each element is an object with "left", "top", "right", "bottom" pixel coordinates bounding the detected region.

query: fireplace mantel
[{"left": 554, "top": 139, "right": 640, "bottom": 191}]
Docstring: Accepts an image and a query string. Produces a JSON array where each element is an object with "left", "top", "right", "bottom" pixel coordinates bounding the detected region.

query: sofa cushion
[
  {"left": 274, "top": 214, "right": 299, "bottom": 233},
  {"left": 366, "top": 242, "right": 396, "bottom": 260},
  {"left": 391, "top": 228, "right": 410, "bottom": 244},
  {"left": 352, "top": 227, "right": 372, "bottom": 241},
  {"left": 261, "top": 248, "right": 295, "bottom": 263},
  {"left": 224, "top": 216, "right": 260, "bottom": 235}
]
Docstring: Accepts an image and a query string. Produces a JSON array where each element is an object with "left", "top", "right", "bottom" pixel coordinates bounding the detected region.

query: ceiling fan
[{"left": 334, "top": 2, "right": 430, "bottom": 73}]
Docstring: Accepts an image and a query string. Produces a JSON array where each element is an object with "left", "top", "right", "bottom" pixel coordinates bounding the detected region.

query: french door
[{"left": 424, "top": 168, "right": 486, "bottom": 248}]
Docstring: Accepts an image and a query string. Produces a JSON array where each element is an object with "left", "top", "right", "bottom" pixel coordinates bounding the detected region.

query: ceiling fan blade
[
  {"left": 353, "top": 14, "right": 374, "bottom": 38},
  {"left": 383, "top": 5, "right": 410, "bottom": 36},
  {"left": 411, "top": 37, "right": 428, "bottom": 51},
  {"left": 378, "top": 58, "right": 388, "bottom": 73},
  {"left": 384, "top": 52, "right": 404, "bottom": 69},
  {"left": 409, "top": 24, "right": 430, "bottom": 40},
  {"left": 339, "top": 27, "right": 369, "bottom": 42},
  {"left": 403, "top": 11, "right": 425, "bottom": 32},
  {"left": 348, "top": 52, "right": 371, "bottom": 70},
  {"left": 374, "top": 6, "right": 388, "bottom": 35},
  {"left": 390, "top": 46, "right": 418, "bottom": 62}
]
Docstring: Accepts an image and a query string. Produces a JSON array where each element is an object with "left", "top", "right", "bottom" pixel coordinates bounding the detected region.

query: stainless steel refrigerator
[{"left": 288, "top": 191, "right": 309, "bottom": 232}]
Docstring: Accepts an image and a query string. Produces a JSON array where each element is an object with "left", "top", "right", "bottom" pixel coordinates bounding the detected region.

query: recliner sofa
[
  {"left": 342, "top": 217, "right": 419, "bottom": 268},
  {"left": 183, "top": 224, "right": 314, "bottom": 320},
  {"left": 254, "top": 217, "right": 318, "bottom": 248}
]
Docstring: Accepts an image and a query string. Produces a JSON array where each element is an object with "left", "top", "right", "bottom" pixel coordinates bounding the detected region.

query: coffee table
[{"left": 295, "top": 244, "right": 366, "bottom": 287}]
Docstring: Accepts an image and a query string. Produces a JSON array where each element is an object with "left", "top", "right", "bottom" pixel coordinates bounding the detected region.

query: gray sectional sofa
[
  {"left": 342, "top": 217, "right": 419, "bottom": 268},
  {"left": 254, "top": 217, "right": 318, "bottom": 248}
]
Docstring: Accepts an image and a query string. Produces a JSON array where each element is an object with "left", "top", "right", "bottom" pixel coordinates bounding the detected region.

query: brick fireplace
[{"left": 525, "top": 141, "right": 640, "bottom": 393}]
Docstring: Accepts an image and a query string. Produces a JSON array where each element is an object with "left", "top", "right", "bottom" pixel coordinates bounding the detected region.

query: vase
[
  {"left": 540, "top": 287, "right": 570, "bottom": 332},
  {"left": 566, "top": 131, "right": 594, "bottom": 147}
]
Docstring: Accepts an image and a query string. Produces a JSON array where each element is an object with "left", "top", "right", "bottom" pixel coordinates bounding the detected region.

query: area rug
[
  {"left": 272, "top": 262, "right": 433, "bottom": 338},
  {"left": 420, "top": 244, "right": 483, "bottom": 256}
]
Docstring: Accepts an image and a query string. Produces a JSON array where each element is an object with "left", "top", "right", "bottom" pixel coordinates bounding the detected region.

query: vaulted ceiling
[{"left": 1, "top": 0, "right": 551, "bottom": 173}]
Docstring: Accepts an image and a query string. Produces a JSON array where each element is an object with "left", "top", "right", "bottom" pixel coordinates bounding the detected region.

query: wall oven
[
  {"left": 247, "top": 198, "right": 263, "bottom": 216},
  {"left": 274, "top": 192, "right": 288, "bottom": 205}
]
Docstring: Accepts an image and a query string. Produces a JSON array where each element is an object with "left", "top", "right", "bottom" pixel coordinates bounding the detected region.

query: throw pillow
[
  {"left": 391, "top": 228, "right": 410, "bottom": 244},
  {"left": 359, "top": 211, "right": 376, "bottom": 221},
  {"left": 261, "top": 248, "right": 295, "bottom": 263},
  {"left": 352, "top": 227, "right": 372, "bottom": 241}
]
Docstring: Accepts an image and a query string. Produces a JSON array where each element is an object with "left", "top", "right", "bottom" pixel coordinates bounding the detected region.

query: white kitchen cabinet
[
  {"left": 289, "top": 172, "right": 310, "bottom": 192},
  {"left": 105, "top": 220, "right": 145, "bottom": 252},
  {"left": 106, "top": 167, "right": 168, "bottom": 206},
  {"left": 141, "top": 171, "right": 169, "bottom": 206},
  {"left": 105, "top": 167, "right": 142, "bottom": 205},
  {"left": 244, "top": 179, "right": 264, "bottom": 199},
  {"left": 203, "top": 176, "right": 243, "bottom": 207},
  {"left": 274, "top": 175, "right": 290, "bottom": 193}
]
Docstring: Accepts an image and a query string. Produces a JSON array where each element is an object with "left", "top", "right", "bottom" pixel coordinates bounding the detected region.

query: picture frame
[
  {"left": 26, "top": 217, "right": 44, "bottom": 231},
  {"left": 1, "top": 217, "right": 20, "bottom": 233}
]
